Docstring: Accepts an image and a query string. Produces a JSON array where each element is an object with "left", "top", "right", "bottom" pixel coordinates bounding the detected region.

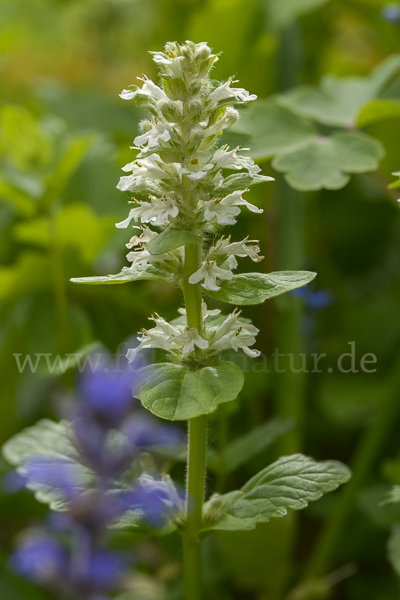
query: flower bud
[
  {"left": 162, "top": 77, "right": 188, "bottom": 101},
  {"left": 159, "top": 100, "right": 183, "bottom": 122},
  {"left": 186, "top": 99, "right": 204, "bottom": 120}
]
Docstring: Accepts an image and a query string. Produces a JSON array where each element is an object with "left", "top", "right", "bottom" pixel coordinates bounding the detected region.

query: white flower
[
  {"left": 204, "top": 190, "right": 263, "bottom": 225},
  {"left": 207, "top": 77, "right": 257, "bottom": 107},
  {"left": 188, "top": 259, "right": 234, "bottom": 291},
  {"left": 122, "top": 196, "right": 179, "bottom": 227},
  {"left": 173, "top": 327, "right": 209, "bottom": 354},
  {"left": 178, "top": 300, "right": 221, "bottom": 319},
  {"left": 214, "top": 236, "right": 264, "bottom": 263},
  {"left": 139, "top": 473, "right": 184, "bottom": 513},
  {"left": 210, "top": 309, "right": 260, "bottom": 358},
  {"left": 212, "top": 145, "right": 264, "bottom": 178},
  {"left": 117, "top": 154, "right": 181, "bottom": 193},
  {"left": 205, "top": 107, "right": 239, "bottom": 137},
  {"left": 127, "top": 312, "right": 208, "bottom": 361},
  {"left": 119, "top": 76, "right": 168, "bottom": 102},
  {"left": 134, "top": 119, "right": 172, "bottom": 149},
  {"left": 125, "top": 225, "right": 158, "bottom": 246},
  {"left": 149, "top": 51, "right": 185, "bottom": 79},
  {"left": 179, "top": 157, "right": 214, "bottom": 180}
]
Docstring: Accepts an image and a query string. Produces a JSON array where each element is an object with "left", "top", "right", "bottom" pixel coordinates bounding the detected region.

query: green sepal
[
  {"left": 202, "top": 454, "right": 351, "bottom": 532},
  {"left": 147, "top": 228, "right": 202, "bottom": 255},
  {"left": 206, "top": 271, "right": 316, "bottom": 305},
  {"left": 70, "top": 267, "right": 167, "bottom": 285},
  {"left": 136, "top": 361, "right": 244, "bottom": 421}
]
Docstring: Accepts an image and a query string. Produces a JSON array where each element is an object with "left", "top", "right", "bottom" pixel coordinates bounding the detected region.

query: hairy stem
[{"left": 182, "top": 243, "right": 207, "bottom": 600}]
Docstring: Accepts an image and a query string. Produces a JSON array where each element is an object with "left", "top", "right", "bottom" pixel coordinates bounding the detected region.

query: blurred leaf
[
  {"left": 203, "top": 454, "right": 351, "bottom": 532},
  {"left": 207, "top": 271, "right": 317, "bottom": 305},
  {"left": 41, "top": 135, "right": 93, "bottom": 210},
  {"left": 358, "top": 485, "right": 400, "bottom": 529},
  {"left": 0, "top": 105, "right": 53, "bottom": 171},
  {"left": 0, "top": 252, "right": 51, "bottom": 307},
  {"left": 0, "top": 179, "right": 35, "bottom": 217},
  {"left": 264, "top": 0, "right": 330, "bottom": 31},
  {"left": 384, "top": 486, "right": 400, "bottom": 505},
  {"left": 147, "top": 229, "right": 201, "bottom": 255},
  {"left": 272, "top": 132, "right": 384, "bottom": 191},
  {"left": 357, "top": 99, "right": 400, "bottom": 128},
  {"left": 277, "top": 55, "right": 400, "bottom": 127},
  {"left": 14, "top": 204, "right": 116, "bottom": 263},
  {"left": 2, "top": 419, "right": 94, "bottom": 510},
  {"left": 208, "top": 417, "right": 295, "bottom": 474},
  {"left": 230, "top": 100, "right": 316, "bottom": 160},
  {"left": 136, "top": 361, "right": 244, "bottom": 421},
  {"left": 389, "top": 170, "right": 400, "bottom": 189},
  {"left": 388, "top": 525, "right": 400, "bottom": 576}
]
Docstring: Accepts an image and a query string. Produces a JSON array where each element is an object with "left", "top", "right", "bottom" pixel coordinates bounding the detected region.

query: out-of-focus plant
[{"left": 4, "top": 360, "right": 183, "bottom": 600}]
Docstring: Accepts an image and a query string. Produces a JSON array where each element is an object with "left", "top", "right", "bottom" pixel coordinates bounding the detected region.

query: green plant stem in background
[
  {"left": 182, "top": 243, "right": 207, "bottom": 599},
  {"left": 48, "top": 206, "right": 70, "bottom": 355},
  {"left": 305, "top": 364, "right": 400, "bottom": 578}
]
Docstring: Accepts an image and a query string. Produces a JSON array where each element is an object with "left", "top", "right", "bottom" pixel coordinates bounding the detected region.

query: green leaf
[
  {"left": 206, "top": 271, "right": 316, "bottom": 305},
  {"left": 147, "top": 228, "right": 201, "bottom": 255},
  {"left": 264, "top": 0, "right": 329, "bottom": 31},
  {"left": 389, "top": 171, "right": 400, "bottom": 189},
  {"left": 277, "top": 55, "right": 400, "bottom": 128},
  {"left": 272, "top": 132, "right": 384, "bottom": 191},
  {"left": 2, "top": 419, "right": 93, "bottom": 510},
  {"left": 136, "top": 361, "right": 244, "bottom": 421},
  {"left": 70, "top": 267, "right": 167, "bottom": 285},
  {"left": 388, "top": 525, "right": 400, "bottom": 576},
  {"left": 208, "top": 418, "right": 295, "bottom": 474},
  {"left": 217, "top": 173, "right": 274, "bottom": 194},
  {"left": 203, "top": 454, "right": 351, "bottom": 532},
  {"left": 229, "top": 101, "right": 316, "bottom": 160},
  {"left": 41, "top": 136, "right": 93, "bottom": 210},
  {"left": 356, "top": 99, "right": 400, "bottom": 128}
]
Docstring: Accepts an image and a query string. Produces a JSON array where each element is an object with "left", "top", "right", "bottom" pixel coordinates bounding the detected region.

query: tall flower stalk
[{"left": 65, "top": 40, "right": 352, "bottom": 599}]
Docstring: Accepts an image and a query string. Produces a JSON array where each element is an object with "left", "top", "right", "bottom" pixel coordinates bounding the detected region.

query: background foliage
[{"left": 1, "top": 0, "right": 400, "bottom": 599}]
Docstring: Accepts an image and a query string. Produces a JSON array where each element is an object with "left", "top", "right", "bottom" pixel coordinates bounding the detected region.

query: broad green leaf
[
  {"left": 357, "top": 100, "right": 400, "bottom": 128},
  {"left": 136, "top": 361, "right": 244, "bottom": 421},
  {"left": 207, "top": 271, "right": 316, "bottom": 305},
  {"left": 203, "top": 454, "right": 351, "bottom": 532},
  {"left": 277, "top": 55, "right": 400, "bottom": 127},
  {"left": 208, "top": 418, "right": 294, "bottom": 474},
  {"left": 70, "top": 267, "right": 167, "bottom": 285},
  {"left": 229, "top": 101, "right": 316, "bottom": 160},
  {"left": 217, "top": 173, "right": 274, "bottom": 194},
  {"left": 2, "top": 419, "right": 94, "bottom": 510},
  {"left": 272, "top": 132, "right": 384, "bottom": 191},
  {"left": 147, "top": 228, "right": 201, "bottom": 255},
  {"left": 388, "top": 525, "right": 400, "bottom": 576},
  {"left": 389, "top": 170, "right": 400, "bottom": 189}
]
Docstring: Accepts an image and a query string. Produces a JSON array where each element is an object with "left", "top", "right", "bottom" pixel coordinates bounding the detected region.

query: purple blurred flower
[
  {"left": 21, "top": 457, "right": 82, "bottom": 501},
  {"left": 382, "top": 3, "right": 400, "bottom": 23},
  {"left": 11, "top": 532, "right": 66, "bottom": 583},
  {"left": 1, "top": 470, "right": 27, "bottom": 494},
  {"left": 78, "top": 361, "right": 141, "bottom": 427},
  {"left": 70, "top": 547, "right": 125, "bottom": 594},
  {"left": 290, "top": 286, "right": 333, "bottom": 310},
  {"left": 122, "top": 414, "right": 183, "bottom": 450}
]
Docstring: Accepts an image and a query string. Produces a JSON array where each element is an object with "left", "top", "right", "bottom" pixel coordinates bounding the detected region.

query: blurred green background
[{"left": 1, "top": 0, "right": 400, "bottom": 599}]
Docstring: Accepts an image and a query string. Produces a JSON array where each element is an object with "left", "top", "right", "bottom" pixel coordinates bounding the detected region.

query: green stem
[
  {"left": 181, "top": 243, "right": 207, "bottom": 600},
  {"left": 304, "top": 368, "right": 400, "bottom": 578},
  {"left": 48, "top": 206, "right": 69, "bottom": 355}
]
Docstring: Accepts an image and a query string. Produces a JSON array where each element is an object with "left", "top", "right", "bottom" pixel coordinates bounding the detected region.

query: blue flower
[
  {"left": 382, "top": 3, "right": 400, "bottom": 23},
  {"left": 290, "top": 287, "right": 333, "bottom": 310},
  {"left": 11, "top": 531, "right": 67, "bottom": 583},
  {"left": 78, "top": 361, "right": 141, "bottom": 427}
]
